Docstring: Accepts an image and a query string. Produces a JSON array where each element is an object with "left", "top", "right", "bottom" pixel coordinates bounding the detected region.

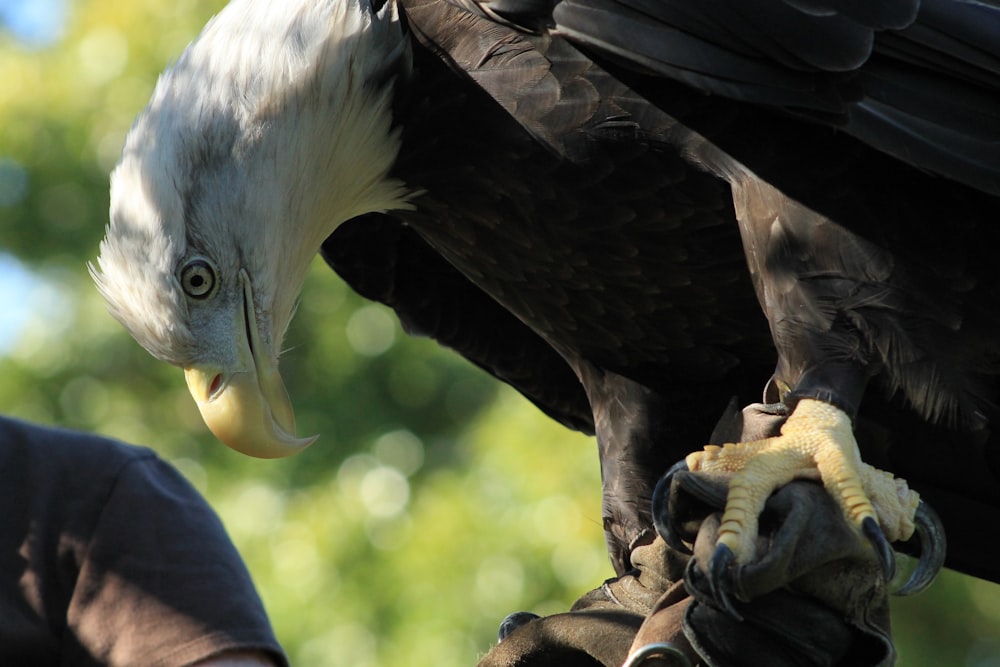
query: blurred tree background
[{"left": 1, "top": 1, "right": 999, "bottom": 665}]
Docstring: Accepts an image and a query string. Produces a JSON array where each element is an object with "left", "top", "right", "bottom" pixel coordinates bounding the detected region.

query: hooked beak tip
[
  {"left": 184, "top": 367, "right": 317, "bottom": 459},
  {"left": 183, "top": 269, "right": 317, "bottom": 459}
]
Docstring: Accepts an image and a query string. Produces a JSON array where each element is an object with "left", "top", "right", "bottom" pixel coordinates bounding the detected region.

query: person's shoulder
[
  {"left": 0, "top": 414, "right": 158, "bottom": 472},
  {"left": 191, "top": 649, "right": 283, "bottom": 667}
]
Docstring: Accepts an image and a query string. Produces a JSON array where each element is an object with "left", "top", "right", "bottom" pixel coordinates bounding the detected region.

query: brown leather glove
[
  {"left": 478, "top": 403, "right": 895, "bottom": 667},
  {"left": 647, "top": 470, "right": 894, "bottom": 667},
  {"left": 477, "top": 534, "right": 685, "bottom": 667}
]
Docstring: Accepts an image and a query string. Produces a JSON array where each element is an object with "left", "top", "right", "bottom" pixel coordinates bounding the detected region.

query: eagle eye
[{"left": 179, "top": 259, "right": 217, "bottom": 299}]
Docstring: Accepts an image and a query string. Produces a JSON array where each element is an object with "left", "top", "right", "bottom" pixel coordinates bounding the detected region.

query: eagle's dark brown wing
[{"left": 324, "top": 0, "right": 1000, "bottom": 582}]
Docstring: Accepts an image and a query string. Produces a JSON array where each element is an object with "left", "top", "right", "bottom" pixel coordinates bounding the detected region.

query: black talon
[
  {"left": 497, "top": 611, "right": 539, "bottom": 642},
  {"left": 708, "top": 543, "right": 742, "bottom": 620},
  {"left": 652, "top": 460, "right": 693, "bottom": 554},
  {"left": 895, "top": 500, "right": 947, "bottom": 596},
  {"left": 861, "top": 516, "right": 896, "bottom": 583}
]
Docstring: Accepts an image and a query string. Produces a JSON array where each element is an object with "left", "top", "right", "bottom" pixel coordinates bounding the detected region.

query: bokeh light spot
[
  {"left": 475, "top": 555, "right": 525, "bottom": 615},
  {"left": 360, "top": 465, "right": 410, "bottom": 518},
  {"left": 372, "top": 429, "right": 424, "bottom": 476},
  {"left": 78, "top": 26, "right": 129, "bottom": 84},
  {"left": 345, "top": 304, "right": 396, "bottom": 356}
]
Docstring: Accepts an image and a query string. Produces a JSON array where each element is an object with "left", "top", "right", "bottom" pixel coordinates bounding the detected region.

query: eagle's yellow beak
[{"left": 184, "top": 270, "right": 317, "bottom": 458}]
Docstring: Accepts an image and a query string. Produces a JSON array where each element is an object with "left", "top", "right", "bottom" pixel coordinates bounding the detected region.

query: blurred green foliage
[{"left": 1, "top": 1, "right": 999, "bottom": 665}]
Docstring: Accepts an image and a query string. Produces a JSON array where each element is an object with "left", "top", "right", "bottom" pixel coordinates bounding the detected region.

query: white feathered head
[{"left": 92, "top": 0, "right": 414, "bottom": 457}]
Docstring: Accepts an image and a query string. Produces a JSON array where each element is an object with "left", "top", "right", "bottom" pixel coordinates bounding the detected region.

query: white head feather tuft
[{"left": 92, "top": 0, "right": 415, "bottom": 366}]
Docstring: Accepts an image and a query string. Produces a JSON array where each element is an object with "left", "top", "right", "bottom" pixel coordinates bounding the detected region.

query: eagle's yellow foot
[
  {"left": 688, "top": 399, "right": 918, "bottom": 567},
  {"left": 651, "top": 398, "right": 945, "bottom": 618}
]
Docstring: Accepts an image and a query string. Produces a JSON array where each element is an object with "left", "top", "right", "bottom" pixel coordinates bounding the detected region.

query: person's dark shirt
[{"left": 0, "top": 415, "right": 288, "bottom": 667}]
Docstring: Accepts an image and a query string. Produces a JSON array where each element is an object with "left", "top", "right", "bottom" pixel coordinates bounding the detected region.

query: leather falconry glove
[{"left": 478, "top": 402, "right": 895, "bottom": 667}]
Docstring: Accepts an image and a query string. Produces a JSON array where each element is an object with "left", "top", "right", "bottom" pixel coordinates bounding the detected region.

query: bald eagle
[{"left": 92, "top": 0, "right": 1000, "bottom": 590}]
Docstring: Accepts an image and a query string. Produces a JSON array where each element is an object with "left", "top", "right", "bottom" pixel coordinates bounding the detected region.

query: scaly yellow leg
[{"left": 687, "top": 398, "right": 919, "bottom": 565}]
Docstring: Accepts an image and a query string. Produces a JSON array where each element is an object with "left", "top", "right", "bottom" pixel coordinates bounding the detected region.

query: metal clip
[{"left": 621, "top": 642, "right": 693, "bottom": 667}]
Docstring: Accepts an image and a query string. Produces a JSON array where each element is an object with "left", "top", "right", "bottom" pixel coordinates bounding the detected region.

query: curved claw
[
  {"left": 651, "top": 460, "right": 693, "bottom": 555},
  {"left": 497, "top": 611, "right": 539, "bottom": 642},
  {"left": 894, "top": 500, "right": 946, "bottom": 596},
  {"left": 707, "top": 543, "right": 742, "bottom": 620},
  {"left": 861, "top": 516, "right": 896, "bottom": 583}
]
